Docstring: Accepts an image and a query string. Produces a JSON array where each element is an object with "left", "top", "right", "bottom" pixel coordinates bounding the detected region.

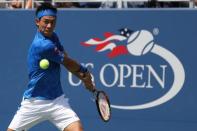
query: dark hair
[{"left": 35, "top": 3, "right": 57, "bottom": 17}]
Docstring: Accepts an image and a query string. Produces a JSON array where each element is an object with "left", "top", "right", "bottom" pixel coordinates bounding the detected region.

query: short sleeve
[
  {"left": 53, "top": 32, "right": 64, "bottom": 52},
  {"left": 41, "top": 41, "right": 65, "bottom": 64}
]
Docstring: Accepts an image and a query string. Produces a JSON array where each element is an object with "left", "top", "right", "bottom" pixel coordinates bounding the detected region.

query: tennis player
[{"left": 7, "top": 3, "right": 94, "bottom": 131}]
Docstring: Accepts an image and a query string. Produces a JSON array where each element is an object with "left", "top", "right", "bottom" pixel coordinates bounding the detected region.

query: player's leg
[
  {"left": 49, "top": 95, "right": 82, "bottom": 131},
  {"left": 7, "top": 128, "right": 15, "bottom": 131},
  {"left": 7, "top": 99, "right": 46, "bottom": 131},
  {"left": 63, "top": 120, "right": 83, "bottom": 131},
  {"left": 7, "top": 129, "right": 25, "bottom": 131},
  {"left": 50, "top": 107, "right": 82, "bottom": 131},
  {"left": 7, "top": 110, "right": 44, "bottom": 131}
]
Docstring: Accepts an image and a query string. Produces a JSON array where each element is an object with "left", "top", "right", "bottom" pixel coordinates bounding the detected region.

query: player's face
[{"left": 36, "top": 16, "right": 56, "bottom": 37}]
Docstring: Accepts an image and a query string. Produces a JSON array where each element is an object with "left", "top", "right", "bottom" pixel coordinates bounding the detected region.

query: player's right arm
[{"left": 62, "top": 52, "right": 95, "bottom": 92}]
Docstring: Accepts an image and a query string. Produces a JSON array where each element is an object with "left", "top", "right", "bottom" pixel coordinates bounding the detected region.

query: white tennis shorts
[{"left": 8, "top": 95, "right": 80, "bottom": 131}]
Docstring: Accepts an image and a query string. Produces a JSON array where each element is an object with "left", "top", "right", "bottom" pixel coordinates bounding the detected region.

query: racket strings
[{"left": 98, "top": 94, "right": 110, "bottom": 121}]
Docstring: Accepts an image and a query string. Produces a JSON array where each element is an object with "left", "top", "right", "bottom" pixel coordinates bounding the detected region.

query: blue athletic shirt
[{"left": 23, "top": 31, "right": 65, "bottom": 100}]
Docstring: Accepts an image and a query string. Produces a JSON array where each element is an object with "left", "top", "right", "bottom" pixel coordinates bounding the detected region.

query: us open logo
[{"left": 71, "top": 28, "right": 185, "bottom": 110}]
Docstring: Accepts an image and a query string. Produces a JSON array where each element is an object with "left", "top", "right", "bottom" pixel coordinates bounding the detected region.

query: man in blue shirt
[{"left": 8, "top": 3, "right": 94, "bottom": 131}]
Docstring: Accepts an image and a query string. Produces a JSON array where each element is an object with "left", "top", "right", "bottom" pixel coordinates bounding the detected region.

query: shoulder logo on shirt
[
  {"left": 54, "top": 47, "right": 64, "bottom": 58},
  {"left": 54, "top": 47, "right": 61, "bottom": 54}
]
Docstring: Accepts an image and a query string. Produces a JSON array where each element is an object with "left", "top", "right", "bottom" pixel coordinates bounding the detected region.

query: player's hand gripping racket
[
  {"left": 92, "top": 89, "right": 111, "bottom": 122},
  {"left": 78, "top": 66, "right": 111, "bottom": 122}
]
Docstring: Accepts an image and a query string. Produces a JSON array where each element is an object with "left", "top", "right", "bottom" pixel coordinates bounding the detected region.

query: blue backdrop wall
[{"left": 0, "top": 10, "right": 197, "bottom": 131}]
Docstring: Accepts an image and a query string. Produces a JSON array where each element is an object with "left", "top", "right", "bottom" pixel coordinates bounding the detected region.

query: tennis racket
[{"left": 93, "top": 89, "right": 111, "bottom": 122}]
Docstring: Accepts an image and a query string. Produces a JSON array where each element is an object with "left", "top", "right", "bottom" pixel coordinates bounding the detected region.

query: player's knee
[
  {"left": 64, "top": 121, "right": 83, "bottom": 131},
  {"left": 7, "top": 128, "right": 15, "bottom": 131}
]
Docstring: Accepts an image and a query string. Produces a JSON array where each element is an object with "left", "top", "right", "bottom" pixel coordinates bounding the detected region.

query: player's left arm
[{"left": 62, "top": 52, "right": 95, "bottom": 92}]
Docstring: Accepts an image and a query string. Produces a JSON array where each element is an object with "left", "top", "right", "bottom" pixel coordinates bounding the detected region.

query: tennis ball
[{"left": 39, "top": 59, "right": 49, "bottom": 69}]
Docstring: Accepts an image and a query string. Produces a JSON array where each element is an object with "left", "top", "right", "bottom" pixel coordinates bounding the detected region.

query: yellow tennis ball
[{"left": 39, "top": 59, "right": 49, "bottom": 69}]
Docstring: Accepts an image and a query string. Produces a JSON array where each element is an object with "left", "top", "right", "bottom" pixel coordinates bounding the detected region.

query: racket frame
[{"left": 94, "top": 90, "right": 111, "bottom": 122}]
